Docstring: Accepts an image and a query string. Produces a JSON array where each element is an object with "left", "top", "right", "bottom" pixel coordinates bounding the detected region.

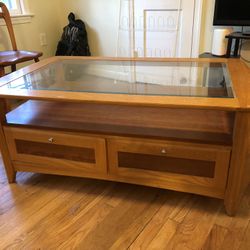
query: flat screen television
[{"left": 213, "top": 0, "right": 250, "bottom": 26}]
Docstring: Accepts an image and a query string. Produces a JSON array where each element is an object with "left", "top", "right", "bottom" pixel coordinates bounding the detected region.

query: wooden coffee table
[{"left": 0, "top": 56, "right": 249, "bottom": 216}]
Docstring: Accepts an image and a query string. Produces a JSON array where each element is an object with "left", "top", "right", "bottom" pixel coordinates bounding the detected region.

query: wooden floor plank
[
  {"left": 66, "top": 187, "right": 161, "bottom": 250},
  {"left": 109, "top": 190, "right": 171, "bottom": 250},
  {"left": 201, "top": 224, "right": 229, "bottom": 250},
  {"left": 146, "top": 219, "right": 179, "bottom": 249},
  {"left": 0, "top": 173, "right": 56, "bottom": 216},
  {"left": 0, "top": 156, "right": 250, "bottom": 249},
  {"left": 18, "top": 183, "right": 118, "bottom": 249},
  {"left": 51, "top": 186, "right": 136, "bottom": 249},
  {"left": 168, "top": 193, "right": 198, "bottom": 223},
  {"left": 215, "top": 185, "right": 250, "bottom": 250},
  {"left": 0, "top": 176, "right": 100, "bottom": 249},
  {"left": 128, "top": 192, "right": 193, "bottom": 250},
  {"left": 238, "top": 221, "right": 250, "bottom": 250},
  {"left": 166, "top": 197, "right": 222, "bottom": 250},
  {"left": 217, "top": 223, "right": 250, "bottom": 250}
]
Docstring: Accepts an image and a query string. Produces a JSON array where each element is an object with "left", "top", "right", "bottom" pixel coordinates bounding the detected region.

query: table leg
[
  {"left": 0, "top": 98, "right": 16, "bottom": 183},
  {"left": 11, "top": 64, "right": 16, "bottom": 73},
  {"left": 224, "top": 112, "right": 250, "bottom": 216},
  {"left": 0, "top": 67, "right": 5, "bottom": 77}
]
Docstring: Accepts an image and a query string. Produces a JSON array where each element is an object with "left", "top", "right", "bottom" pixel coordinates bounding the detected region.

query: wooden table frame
[{"left": 0, "top": 56, "right": 249, "bottom": 216}]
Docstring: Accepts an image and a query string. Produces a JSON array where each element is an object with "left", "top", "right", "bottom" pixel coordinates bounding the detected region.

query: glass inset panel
[
  {"left": 118, "top": 152, "right": 215, "bottom": 178},
  {"left": 1, "top": 59, "right": 234, "bottom": 98},
  {"left": 15, "top": 140, "right": 96, "bottom": 163}
]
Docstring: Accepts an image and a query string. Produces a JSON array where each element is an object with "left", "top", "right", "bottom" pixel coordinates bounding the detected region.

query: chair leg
[
  {"left": 4, "top": 100, "right": 12, "bottom": 112},
  {"left": 34, "top": 58, "right": 40, "bottom": 63},
  {"left": 11, "top": 64, "right": 16, "bottom": 72},
  {"left": 0, "top": 67, "right": 5, "bottom": 77}
]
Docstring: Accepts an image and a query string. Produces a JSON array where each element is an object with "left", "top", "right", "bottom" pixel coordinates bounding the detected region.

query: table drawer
[
  {"left": 4, "top": 127, "right": 107, "bottom": 174},
  {"left": 108, "top": 138, "right": 231, "bottom": 197}
]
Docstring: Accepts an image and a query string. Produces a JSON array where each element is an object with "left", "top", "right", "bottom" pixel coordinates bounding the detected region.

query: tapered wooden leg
[
  {"left": 0, "top": 98, "right": 16, "bottom": 183},
  {"left": 0, "top": 67, "right": 5, "bottom": 77},
  {"left": 3, "top": 164, "right": 16, "bottom": 183},
  {"left": 224, "top": 112, "right": 250, "bottom": 216},
  {"left": 11, "top": 64, "right": 16, "bottom": 72},
  {"left": 3, "top": 99, "right": 12, "bottom": 112}
]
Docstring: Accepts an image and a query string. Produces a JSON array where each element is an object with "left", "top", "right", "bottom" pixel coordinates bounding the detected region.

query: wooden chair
[{"left": 0, "top": 2, "right": 43, "bottom": 77}]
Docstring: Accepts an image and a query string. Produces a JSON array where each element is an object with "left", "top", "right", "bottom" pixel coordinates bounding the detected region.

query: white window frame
[
  {"left": 2, "top": 0, "right": 23, "bottom": 15},
  {"left": 0, "top": 0, "right": 34, "bottom": 25}
]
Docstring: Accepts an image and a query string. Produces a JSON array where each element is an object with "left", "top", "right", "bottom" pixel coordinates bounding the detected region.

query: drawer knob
[
  {"left": 48, "top": 137, "right": 54, "bottom": 143},
  {"left": 161, "top": 149, "right": 167, "bottom": 154}
]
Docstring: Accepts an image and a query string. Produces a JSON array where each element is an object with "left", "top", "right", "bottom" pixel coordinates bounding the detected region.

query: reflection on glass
[{"left": 1, "top": 60, "right": 234, "bottom": 98}]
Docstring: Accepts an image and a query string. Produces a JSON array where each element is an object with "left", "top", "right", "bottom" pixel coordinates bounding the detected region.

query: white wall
[
  {"left": 200, "top": 0, "right": 215, "bottom": 53},
  {"left": 0, "top": 0, "right": 61, "bottom": 69},
  {"left": 59, "top": 0, "right": 120, "bottom": 57},
  {"left": 25, "top": 0, "right": 62, "bottom": 58}
]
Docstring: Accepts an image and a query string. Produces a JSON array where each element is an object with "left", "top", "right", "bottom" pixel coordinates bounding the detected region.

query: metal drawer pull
[
  {"left": 161, "top": 149, "right": 167, "bottom": 154},
  {"left": 48, "top": 137, "right": 54, "bottom": 143}
]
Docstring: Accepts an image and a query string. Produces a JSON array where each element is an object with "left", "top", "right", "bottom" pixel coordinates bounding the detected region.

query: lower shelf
[{"left": 6, "top": 100, "right": 234, "bottom": 144}]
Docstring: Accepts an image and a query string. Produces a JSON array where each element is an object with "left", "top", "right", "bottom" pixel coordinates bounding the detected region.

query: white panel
[{"left": 117, "top": 0, "right": 196, "bottom": 58}]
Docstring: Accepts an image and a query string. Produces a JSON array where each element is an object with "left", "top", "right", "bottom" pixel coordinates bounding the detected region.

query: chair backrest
[{"left": 0, "top": 2, "right": 17, "bottom": 51}]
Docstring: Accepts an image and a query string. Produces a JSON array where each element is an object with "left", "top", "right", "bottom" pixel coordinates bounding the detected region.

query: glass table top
[{"left": 0, "top": 59, "right": 234, "bottom": 98}]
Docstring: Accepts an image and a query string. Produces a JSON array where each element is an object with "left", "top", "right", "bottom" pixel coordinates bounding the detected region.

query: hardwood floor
[{"left": 0, "top": 154, "right": 249, "bottom": 250}]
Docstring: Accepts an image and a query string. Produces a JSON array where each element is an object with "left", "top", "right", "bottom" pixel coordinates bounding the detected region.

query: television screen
[{"left": 213, "top": 0, "right": 250, "bottom": 26}]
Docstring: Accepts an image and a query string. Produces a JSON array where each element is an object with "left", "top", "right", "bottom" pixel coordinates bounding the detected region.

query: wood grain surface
[
  {"left": 0, "top": 154, "right": 249, "bottom": 250},
  {"left": 3, "top": 124, "right": 231, "bottom": 199},
  {"left": 6, "top": 100, "right": 234, "bottom": 144}
]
